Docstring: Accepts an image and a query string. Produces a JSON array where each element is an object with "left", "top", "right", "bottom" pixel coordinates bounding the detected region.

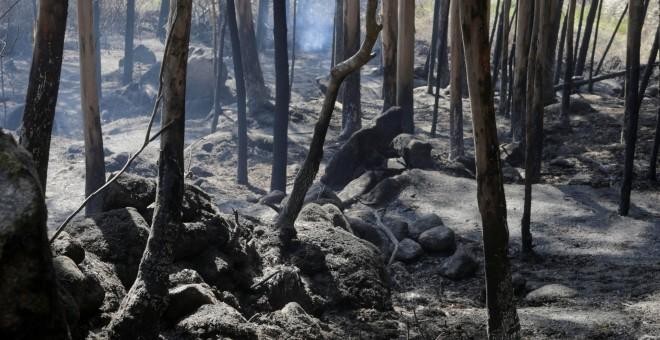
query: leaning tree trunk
[
  {"left": 575, "top": 0, "right": 600, "bottom": 75},
  {"left": 458, "top": 0, "right": 521, "bottom": 337},
  {"left": 595, "top": 4, "right": 628, "bottom": 76},
  {"left": 230, "top": 0, "right": 249, "bottom": 185},
  {"left": 78, "top": 0, "right": 106, "bottom": 215},
  {"left": 560, "top": 0, "right": 577, "bottom": 128},
  {"left": 497, "top": 0, "right": 511, "bottom": 116},
  {"left": 637, "top": 26, "right": 659, "bottom": 108},
  {"left": 235, "top": 0, "right": 271, "bottom": 113},
  {"left": 381, "top": 0, "right": 397, "bottom": 111},
  {"left": 573, "top": 0, "right": 586, "bottom": 64},
  {"left": 276, "top": 0, "right": 381, "bottom": 245},
  {"left": 426, "top": 0, "right": 441, "bottom": 94},
  {"left": 587, "top": 0, "right": 604, "bottom": 92},
  {"left": 448, "top": 0, "right": 464, "bottom": 159},
  {"left": 339, "top": 0, "right": 361, "bottom": 139},
  {"left": 105, "top": 0, "right": 192, "bottom": 338},
  {"left": 397, "top": 0, "right": 415, "bottom": 134},
  {"left": 123, "top": 0, "right": 135, "bottom": 85},
  {"left": 510, "top": 0, "right": 534, "bottom": 143},
  {"left": 522, "top": 0, "right": 552, "bottom": 255},
  {"left": 19, "top": 0, "right": 69, "bottom": 189},
  {"left": 271, "top": 0, "right": 290, "bottom": 193},
  {"left": 619, "top": 0, "right": 644, "bottom": 216}
]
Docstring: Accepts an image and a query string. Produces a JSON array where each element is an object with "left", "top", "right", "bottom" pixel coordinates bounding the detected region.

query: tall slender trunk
[
  {"left": 230, "top": 0, "right": 249, "bottom": 185},
  {"left": 397, "top": 0, "right": 415, "bottom": 134},
  {"left": 490, "top": 0, "right": 501, "bottom": 46},
  {"left": 637, "top": 27, "right": 658, "bottom": 107},
  {"left": 649, "top": 103, "right": 660, "bottom": 181},
  {"left": 587, "top": 0, "right": 603, "bottom": 92},
  {"left": 123, "top": 0, "right": 135, "bottom": 85},
  {"left": 93, "top": 0, "right": 102, "bottom": 100},
  {"left": 333, "top": 0, "right": 343, "bottom": 69},
  {"left": 560, "top": 0, "right": 577, "bottom": 128},
  {"left": 235, "top": 0, "right": 270, "bottom": 113},
  {"left": 575, "top": 0, "right": 600, "bottom": 75},
  {"left": 289, "top": 0, "right": 297, "bottom": 96},
  {"left": 271, "top": 0, "right": 290, "bottom": 193},
  {"left": 595, "top": 4, "right": 628, "bottom": 76},
  {"left": 426, "top": 0, "right": 441, "bottom": 94},
  {"left": 158, "top": 0, "right": 170, "bottom": 41},
  {"left": 458, "top": 1, "right": 520, "bottom": 337},
  {"left": 78, "top": 0, "right": 106, "bottom": 215},
  {"left": 340, "top": 0, "right": 361, "bottom": 139},
  {"left": 497, "top": 0, "right": 511, "bottom": 116},
  {"left": 524, "top": 0, "right": 541, "bottom": 182},
  {"left": 491, "top": 0, "right": 506, "bottom": 89},
  {"left": 106, "top": 1, "right": 192, "bottom": 338},
  {"left": 573, "top": 0, "right": 586, "bottom": 64},
  {"left": 542, "top": 0, "right": 564, "bottom": 104},
  {"left": 554, "top": 12, "right": 568, "bottom": 84},
  {"left": 211, "top": 10, "right": 228, "bottom": 133},
  {"left": 256, "top": 0, "right": 269, "bottom": 50},
  {"left": 448, "top": 0, "right": 463, "bottom": 159},
  {"left": 436, "top": 0, "right": 451, "bottom": 89},
  {"left": 510, "top": 0, "right": 534, "bottom": 143},
  {"left": 19, "top": 0, "right": 69, "bottom": 188},
  {"left": 618, "top": 0, "right": 643, "bottom": 216},
  {"left": 381, "top": 0, "right": 397, "bottom": 111},
  {"left": 275, "top": 0, "right": 381, "bottom": 245}
]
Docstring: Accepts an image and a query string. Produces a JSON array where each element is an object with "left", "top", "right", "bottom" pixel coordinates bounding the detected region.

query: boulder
[
  {"left": 103, "top": 172, "right": 157, "bottom": 213},
  {"left": 259, "top": 190, "right": 286, "bottom": 207},
  {"left": 52, "top": 255, "right": 85, "bottom": 305},
  {"left": 173, "top": 219, "right": 230, "bottom": 260},
  {"left": 439, "top": 247, "right": 478, "bottom": 280},
  {"left": 168, "top": 267, "right": 205, "bottom": 288},
  {"left": 164, "top": 283, "right": 219, "bottom": 323},
  {"left": 395, "top": 238, "right": 423, "bottom": 262},
  {"left": 322, "top": 204, "right": 352, "bottom": 232},
  {"left": 67, "top": 207, "right": 150, "bottom": 287},
  {"left": 254, "top": 302, "right": 325, "bottom": 339},
  {"left": 338, "top": 169, "right": 403, "bottom": 204},
  {"left": 391, "top": 134, "right": 434, "bottom": 169},
  {"left": 132, "top": 44, "right": 157, "bottom": 64},
  {"left": 500, "top": 142, "right": 524, "bottom": 167},
  {"left": 52, "top": 231, "right": 85, "bottom": 264},
  {"left": 525, "top": 284, "right": 577, "bottom": 304},
  {"left": 0, "top": 132, "right": 67, "bottom": 338},
  {"left": 322, "top": 107, "right": 404, "bottom": 190},
  {"left": 409, "top": 213, "right": 445, "bottom": 240},
  {"left": 386, "top": 218, "right": 409, "bottom": 241},
  {"left": 418, "top": 226, "right": 456, "bottom": 253},
  {"left": 182, "top": 183, "right": 221, "bottom": 222},
  {"left": 185, "top": 247, "right": 234, "bottom": 290},
  {"left": 172, "top": 303, "right": 256, "bottom": 340},
  {"left": 348, "top": 217, "right": 393, "bottom": 257},
  {"left": 544, "top": 95, "right": 595, "bottom": 116},
  {"left": 77, "top": 252, "right": 126, "bottom": 321},
  {"left": 281, "top": 182, "right": 343, "bottom": 210},
  {"left": 104, "top": 152, "right": 157, "bottom": 177},
  {"left": 358, "top": 173, "right": 411, "bottom": 206}
]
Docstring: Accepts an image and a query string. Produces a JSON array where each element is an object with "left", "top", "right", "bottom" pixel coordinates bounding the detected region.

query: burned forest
[{"left": 2, "top": 0, "right": 660, "bottom": 339}]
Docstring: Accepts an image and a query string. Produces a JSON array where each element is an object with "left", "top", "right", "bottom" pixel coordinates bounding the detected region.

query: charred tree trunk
[
  {"left": 19, "top": 0, "right": 69, "bottom": 188},
  {"left": 491, "top": 0, "right": 506, "bottom": 89},
  {"left": 340, "top": 0, "right": 361, "bottom": 139},
  {"left": 236, "top": 0, "right": 270, "bottom": 113},
  {"left": 93, "top": 0, "right": 102, "bottom": 100},
  {"left": 436, "top": 0, "right": 451, "bottom": 89},
  {"left": 426, "top": 0, "right": 441, "bottom": 93},
  {"left": 230, "top": 0, "right": 249, "bottom": 185},
  {"left": 554, "top": 12, "right": 568, "bottom": 84},
  {"left": 587, "top": 0, "right": 603, "bottom": 92},
  {"left": 158, "top": 0, "right": 170, "bottom": 41},
  {"left": 542, "top": 0, "right": 564, "bottom": 104},
  {"left": 448, "top": 0, "right": 464, "bottom": 159},
  {"left": 575, "top": 0, "right": 600, "bottom": 75},
  {"left": 560, "top": 0, "right": 577, "bottom": 128},
  {"left": 105, "top": 0, "right": 192, "bottom": 337},
  {"left": 458, "top": 0, "right": 521, "bottom": 337},
  {"left": 510, "top": 0, "right": 534, "bottom": 143},
  {"left": 490, "top": 0, "right": 501, "bottom": 46},
  {"left": 123, "top": 0, "right": 135, "bottom": 85},
  {"left": 397, "top": 0, "right": 415, "bottom": 134},
  {"left": 78, "top": 0, "right": 106, "bottom": 215},
  {"left": 649, "top": 101, "right": 660, "bottom": 181},
  {"left": 256, "top": 0, "right": 269, "bottom": 50},
  {"left": 522, "top": 0, "right": 552, "bottom": 255},
  {"left": 271, "top": 0, "right": 290, "bottom": 193},
  {"left": 637, "top": 27, "right": 658, "bottom": 107},
  {"left": 497, "top": 0, "right": 511, "bottom": 116},
  {"left": 289, "top": 0, "right": 297, "bottom": 96},
  {"left": 333, "top": 0, "right": 344, "bottom": 69},
  {"left": 595, "top": 4, "right": 628, "bottom": 76},
  {"left": 619, "top": 0, "right": 644, "bottom": 216},
  {"left": 211, "top": 11, "right": 228, "bottom": 133},
  {"left": 573, "top": 0, "right": 586, "bottom": 64},
  {"left": 275, "top": 0, "right": 381, "bottom": 245},
  {"left": 381, "top": 0, "right": 397, "bottom": 111}
]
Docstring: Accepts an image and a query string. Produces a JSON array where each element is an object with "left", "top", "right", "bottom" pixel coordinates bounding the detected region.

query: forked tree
[
  {"left": 619, "top": 0, "right": 644, "bottom": 216},
  {"left": 78, "top": 0, "right": 106, "bottom": 214},
  {"left": 276, "top": 0, "right": 381, "bottom": 245},
  {"left": 381, "top": 0, "right": 397, "bottom": 111},
  {"left": 105, "top": 1, "right": 192, "bottom": 338},
  {"left": 271, "top": 0, "right": 290, "bottom": 193},
  {"left": 19, "top": 0, "right": 69, "bottom": 189},
  {"left": 397, "top": 0, "right": 415, "bottom": 134},
  {"left": 340, "top": 0, "right": 361, "bottom": 139},
  {"left": 458, "top": 0, "right": 520, "bottom": 337}
]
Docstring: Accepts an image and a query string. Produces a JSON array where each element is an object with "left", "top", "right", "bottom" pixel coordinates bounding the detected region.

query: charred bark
[
  {"left": 575, "top": 0, "right": 600, "bottom": 75},
  {"left": 448, "top": 0, "right": 464, "bottom": 159},
  {"left": 381, "top": 0, "right": 397, "bottom": 111},
  {"left": 340, "top": 0, "right": 361, "bottom": 139},
  {"left": 560, "top": 0, "right": 577, "bottom": 128},
  {"left": 510, "top": 0, "right": 533, "bottom": 143},
  {"left": 271, "top": 0, "right": 290, "bottom": 193},
  {"left": 123, "top": 0, "right": 135, "bottom": 84},
  {"left": 397, "top": 0, "right": 415, "bottom": 134},
  {"left": 230, "top": 0, "right": 249, "bottom": 185}
]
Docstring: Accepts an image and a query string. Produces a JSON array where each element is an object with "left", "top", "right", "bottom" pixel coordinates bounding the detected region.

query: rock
[
  {"left": 0, "top": 132, "right": 67, "bottom": 338},
  {"left": 291, "top": 209, "right": 391, "bottom": 310},
  {"left": 164, "top": 283, "right": 218, "bottom": 323},
  {"left": 58, "top": 285, "right": 80, "bottom": 327},
  {"left": 67, "top": 207, "right": 150, "bottom": 287},
  {"left": 550, "top": 157, "right": 575, "bottom": 168},
  {"left": 440, "top": 247, "right": 478, "bottom": 280},
  {"left": 104, "top": 152, "right": 157, "bottom": 177},
  {"left": 358, "top": 173, "right": 411, "bottom": 206},
  {"left": 418, "top": 226, "right": 456, "bottom": 253},
  {"left": 182, "top": 183, "right": 221, "bottom": 222},
  {"left": 409, "top": 213, "right": 445, "bottom": 240},
  {"left": 387, "top": 158, "right": 407, "bottom": 170},
  {"left": 259, "top": 190, "right": 286, "bottom": 207},
  {"left": 52, "top": 231, "right": 85, "bottom": 264},
  {"left": 289, "top": 241, "right": 327, "bottom": 274},
  {"left": 78, "top": 253, "right": 126, "bottom": 320},
  {"left": 254, "top": 302, "right": 325, "bottom": 339},
  {"left": 501, "top": 165, "right": 523, "bottom": 183},
  {"left": 189, "top": 165, "right": 213, "bottom": 178},
  {"left": 500, "top": 142, "right": 524, "bottom": 167},
  {"left": 186, "top": 247, "right": 234, "bottom": 290},
  {"left": 386, "top": 218, "right": 409, "bottom": 241},
  {"left": 348, "top": 217, "right": 393, "bottom": 257},
  {"left": 525, "top": 284, "right": 577, "bottom": 304},
  {"left": 322, "top": 204, "right": 352, "bottom": 232},
  {"left": 338, "top": 169, "right": 403, "bottom": 204},
  {"left": 395, "top": 238, "right": 423, "bottom": 262},
  {"left": 391, "top": 134, "right": 435, "bottom": 169},
  {"left": 173, "top": 219, "right": 230, "bottom": 260},
  {"left": 646, "top": 85, "right": 658, "bottom": 97},
  {"left": 172, "top": 303, "right": 256, "bottom": 340},
  {"left": 544, "top": 95, "right": 595, "bottom": 116},
  {"left": 322, "top": 107, "right": 404, "bottom": 189},
  {"left": 512, "top": 273, "right": 527, "bottom": 296},
  {"left": 261, "top": 266, "right": 312, "bottom": 310},
  {"left": 284, "top": 182, "right": 342, "bottom": 210},
  {"left": 132, "top": 44, "right": 157, "bottom": 64},
  {"left": 103, "top": 172, "right": 157, "bottom": 213},
  {"left": 52, "top": 256, "right": 85, "bottom": 312},
  {"left": 168, "top": 267, "right": 205, "bottom": 288}
]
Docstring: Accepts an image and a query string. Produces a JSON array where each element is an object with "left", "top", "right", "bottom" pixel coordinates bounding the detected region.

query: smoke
[{"left": 295, "top": 1, "right": 335, "bottom": 53}]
